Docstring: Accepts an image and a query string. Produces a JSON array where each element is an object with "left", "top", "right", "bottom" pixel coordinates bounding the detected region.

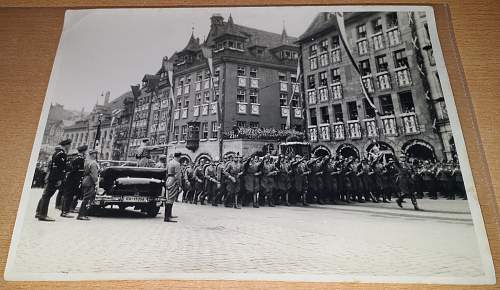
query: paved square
[{"left": 7, "top": 188, "right": 486, "bottom": 281}]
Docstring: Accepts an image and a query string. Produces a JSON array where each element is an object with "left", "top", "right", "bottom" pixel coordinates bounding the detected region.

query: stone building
[
  {"left": 297, "top": 11, "right": 447, "bottom": 161},
  {"left": 167, "top": 14, "right": 302, "bottom": 163}
]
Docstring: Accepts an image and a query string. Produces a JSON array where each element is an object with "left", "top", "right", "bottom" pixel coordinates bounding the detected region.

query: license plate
[{"left": 123, "top": 196, "right": 149, "bottom": 203}]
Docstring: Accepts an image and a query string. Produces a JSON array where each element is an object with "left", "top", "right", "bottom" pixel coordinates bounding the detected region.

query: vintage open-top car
[{"left": 91, "top": 166, "right": 166, "bottom": 217}]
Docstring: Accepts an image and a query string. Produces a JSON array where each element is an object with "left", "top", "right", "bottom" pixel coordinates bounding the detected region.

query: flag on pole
[
  {"left": 163, "top": 57, "right": 176, "bottom": 133},
  {"left": 286, "top": 56, "right": 301, "bottom": 130},
  {"left": 334, "top": 12, "right": 380, "bottom": 115}
]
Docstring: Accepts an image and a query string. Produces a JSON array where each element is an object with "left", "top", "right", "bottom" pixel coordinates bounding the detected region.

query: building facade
[
  {"left": 297, "top": 11, "right": 446, "bottom": 161},
  {"left": 167, "top": 14, "right": 302, "bottom": 163}
]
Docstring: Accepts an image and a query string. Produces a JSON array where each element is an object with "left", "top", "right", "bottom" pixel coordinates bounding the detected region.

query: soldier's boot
[
  {"left": 285, "top": 193, "right": 290, "bottom": 206},
  {"left": 253, "top": 193, "right": 259, "bottom": 208},
  {"left": 233, "top": 195, "right": 241, "bottom": 209},
  {"left": 268, "top": 194, "right": 275, "bottom": 207},
  {"left": 396, "top": 197, "right": 403, "bottom": 208},
  {"left": 164, "top": 204, "right": 177, "bottom": 223},
  {"left": 302, "top": 193, "right": 309, "bottom": 206}
]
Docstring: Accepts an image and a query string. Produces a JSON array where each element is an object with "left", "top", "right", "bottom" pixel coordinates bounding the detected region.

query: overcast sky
[{"left": 50, "top": 7, "right": 329, "bottom": 112}]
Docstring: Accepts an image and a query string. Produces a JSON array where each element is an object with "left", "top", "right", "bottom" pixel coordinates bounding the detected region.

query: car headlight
[{"left": 97, "top": 188, "right": 105, "bottom": 195}]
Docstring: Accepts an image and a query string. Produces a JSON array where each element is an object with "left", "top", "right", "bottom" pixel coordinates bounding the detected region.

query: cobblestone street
[{"left": 6, "top": 188, "right": 486, "bottom": 282}]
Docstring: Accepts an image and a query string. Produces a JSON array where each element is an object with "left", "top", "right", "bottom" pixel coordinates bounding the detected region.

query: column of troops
[{"left": 174, "top": 152, "right": 466, "bottom": 211}]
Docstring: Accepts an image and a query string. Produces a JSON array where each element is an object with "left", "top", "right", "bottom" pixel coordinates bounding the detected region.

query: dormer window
[
  {"left": 237, "top": 66, "right": 246, "bottom": 76},
  {"left": 373, "top": 17, "right": 383, "bottom": 34},
  {"left": 331, "top": 36, "right": 340, "bottom": 49},
  {"left": 257, "top": 48, "right": 264, "bottom": 54}
]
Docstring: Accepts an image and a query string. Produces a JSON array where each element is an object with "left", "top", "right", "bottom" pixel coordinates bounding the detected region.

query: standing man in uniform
[
  {"left": 60, "top": 144, "right": 88, "bottom": 218},
  {"left": 164, "top": 152, "right": 182, "bottom": 222},
  {"left": 223, "top": 154, "right": 243, "bottom": 209},
  {"left": 395, "top": 157, "right": 420, "bottom": 211},
  {"left": 36, "top": 139, "right": 71, "bottom": 221},
  {"left": 76, "top": 149, "right": 99, "bottom": 220}
]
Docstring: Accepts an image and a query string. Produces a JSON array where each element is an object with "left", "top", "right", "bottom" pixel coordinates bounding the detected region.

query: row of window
[
  {"left": 309, "top": 91, "right": 415, "bottom": 126},
  {"left": 173, "top": 122, "right": 219, "bottom": 141}
]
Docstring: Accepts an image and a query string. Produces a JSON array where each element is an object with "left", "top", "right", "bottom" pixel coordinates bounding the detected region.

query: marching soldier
[
  {"left": 276, "top": 155, "right": 292, "bottom": 206},
  {"left": 360, "top": 159, "right": 377, "bottom": 203},
  {"left": 192, "top": 160, "right": 206, "bottom": 204},
  {"left": 182, "top": 161, "right": 195, "bottom": 203},
  {"left": 324, "top": 155, "right": 340, "bottom": 204},
  {"left": 309, "top": 155, "right": 327, "bottom": 204},
  {"left": 60, "top": 144, "right": 88, "bottom": 218},
  {"left": 213, "top": 159, "right": 226, "bottom": 206},
  {"left": 76, "top": 149, "right": 99, "bottom": 220},
  {"left": 291, "top": 155, "right": 310, "bottom": 206},
  {"left": 395, "top": 158, "right": 420, "bottom": 211},
  {"left": 203, "top": 160, "right": 220, "bottom": 206},
  {"left": 452, "top": 162, "right": 466, "bottom": 200},
  {"left": 373, "top": 159, "right": 389, "bottom": 203},
  {"left": 36, "top": 139, "right": 71, "bottom": 222}
]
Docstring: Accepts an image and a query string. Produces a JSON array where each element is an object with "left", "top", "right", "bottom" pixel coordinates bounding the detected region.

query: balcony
[
  {"left": 364, "top": 118, "right": 378, "bottom": 137},
  {"left": 361, "top": 75, "right": 375, "bottom": 93},
  {"left": 181, "top": 108, "right": 188, "bottom": 119},
  {"left": 318, "top": 87, "right": 329, "bottom": 102},
  {"left": 376, "top": 71, "right": 392, "bottom": 91},
  {"left": 331, "top": 83, "right": 343, "bottom": 100},
  {"left": 308, "top": 126, "right": 318, "bottom": 142},
  {"left": 183, "top": 84, "right": 190, "bottom": 94},
  {"left": 347, "top": 120, "right": 361, "bottom": 139},
  {"left": 307, "top": 89, "right": 317, "bottom": 105},
  {"left": 280, "top": 106, "right": 290, "bottom": 117},
  {"left": 237, "top": 102, "right": 247, "bottom": 114},
  {"left": 372, "top": 32, "right": 385, "bottom": 51},
  {"left": 250, "top": 78, "right": 259, "bottom": 88},
  {"left": 203, "top": 79, "right": 210, "bottom": 90},
  {"left": 387, "top": 27, "right": 401, "bottom": 46},
  {"left": 294, "top": 107, "right": 302, "bottom": 118},
  {"left": 213, "top": 76, "right": 219, "bottom": 88},
  {"left": 395, "top": 67, "right": 412, "bottom": 87},
  {"left": 201, "top": 104, "right": 209, "bottom": 115},
  {"left": 174, "top": 109, "right": 180, "bottom": 120},
  {"left": 210, "top": 102, "right": 218, "bottom": 114},
  {"left": 237, "top": 76, "right": 246, "bottom": 87},
  {"left": 280, "top": 81, "right": 288, "bottom": 92},
  {"left": 195, "top": 81, "right": 201, "bottom": 91},
  {"left": 380, "top": 115, "right": 398, "bottom": 136},
  {"left": 193, "top": 105, "right": 200, "bottom": 117},
  {"left": 332, "top": 122, "right": 345, "bottom": 140},
  {"left": 319, "top": 124, "right": 331, "bottom": 141},
  {"left": 250, "top": 103, "right": 260, "bottom": 115},
  {"left": 401, "top": 112, "right": 419, "bottom": 134}
]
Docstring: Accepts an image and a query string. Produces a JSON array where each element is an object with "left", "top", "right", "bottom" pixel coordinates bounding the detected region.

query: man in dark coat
[
  {"left": 36, "top": 139, "right": 71, "bottom": 221},
  {"left": 395, "top": 158, "right": 420, "bottom": 211},
  {"left": 76, "top": 149, "right": 99, "bottom": 220},
  {"left": 60, "top": 145, "right": 87, "bottom": 218}
]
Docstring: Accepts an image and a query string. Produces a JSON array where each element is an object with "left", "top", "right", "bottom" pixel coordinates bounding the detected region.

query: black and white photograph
[{"left": 4, "top": 5, "right": 495, "bottom": 284}]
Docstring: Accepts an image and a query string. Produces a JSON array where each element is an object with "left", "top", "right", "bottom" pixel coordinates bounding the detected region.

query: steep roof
[
  {"left": 297, "top": 12, "right": 337, "bottom": 43},
  {"left": 181, "top": 33, "right": 201, "bottom": 52}
]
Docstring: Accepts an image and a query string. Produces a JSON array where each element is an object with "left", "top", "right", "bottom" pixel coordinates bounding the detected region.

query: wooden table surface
[{"left": 0, "top": 1, "right": 499, "bottom": 289}]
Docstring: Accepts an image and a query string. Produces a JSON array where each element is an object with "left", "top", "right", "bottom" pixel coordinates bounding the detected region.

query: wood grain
[{"left": 0, "top": 1, "right": 499, "bottom": 289}]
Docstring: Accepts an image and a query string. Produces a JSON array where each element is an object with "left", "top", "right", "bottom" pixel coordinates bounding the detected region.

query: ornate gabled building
[
  {"left": 296, "top": 11, "right": 447, "bottom": 161},
  {"left": 167, "top": 14, "right": 302, "bottom": 163}
]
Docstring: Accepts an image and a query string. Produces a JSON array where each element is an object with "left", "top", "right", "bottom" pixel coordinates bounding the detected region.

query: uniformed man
[
  {"left": 223, "top": 154, "right": 244, "bottom": 209},
  {"left": 182, "top": 161, "right": 195, "bottom": 203},
  {"left": 76, "top": 149, "right": 99, "bottom": 220},
  {"left": 164, "top": 152, "right": 182, "bottom": 222},
  {"left": 155, "top": 154, "right": 167, "bottom": 168},
  {"left": 360, "top": 159, "right": 377, "bottom": 203},
  {"left": 203, "top": 160, "right": 220, "bottom": 206},
  {"left": 291, "top": 155, "right": 310, "bottom": 206},
  {"left": 373, "top": 159, "right": 388, "bottom": 203},
  {"left": 193, "top": 160, "right": 206, "bottom": 204},
  {"left": 213, "top": 159, "right": 226, "bottom": 206},
  {"left": 138, "top": 149, "right": 155, "bottom": 168},
  {"left": 36, "top": 139, "right": 71, "bottom": 221},
  {"left": 60, "top": 145, "right": 87, "bottom": 218},
  {"left": 395, "top": 158, "right": 420, "bottom": 211},
  {"left": 276, "top": 155, "right": 292, "bottom": 206},
  {"left": 261, "top": 154, "right": 278, "bottom": 207},
  {"left": 452, "top": 162, "right": 466, "bottom": 200},
  {"left": 324, "top": 155, "right": 340, "bottom": 204},
  {"left": 309, "top": 155, "right": 326, "bottom": 204},
  {"left": 244, "top": 154, "right": 263, "bottom": 208}
]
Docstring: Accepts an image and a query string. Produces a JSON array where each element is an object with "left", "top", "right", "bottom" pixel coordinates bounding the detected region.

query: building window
[
  {"left": 394, "top": 49, "right": 409, "bottom": 68},
  {"left": 309, "top": 108, "right": 317, "bottom": 126},
  {"left": 237, "top": 66, "right": 245, "bottom": 76},
  {"left": 331, "top": 68, "right": 341, "bottom": 83},
  {"left": 196, "top": 71, "right": 202, "bottom": 82},
  {"left": 380, "top": 95, "right": 394, "bottom": 115},
  {"left": 291, "top": 93, "right": 300, "bottom": 107},
  {"left": 387, "top": 12, "right": 398, "bottom": 28},
  {"left": 184, "top": 97, "right": 189, "bottom": 108},
  {"left": 320, "top": 39, "right": 329, "bottom": 52},
  {"left": 176, "top": 98, "right": 182, "bottom": 109},
  {"left": 333, "top": 104, "right": 344, "bottom": 122},
  {"left": 319, "top": 71, "right": 328, "bottom": 87},
  {"left": 278, "top": 72, "right": 286, "bottom": 81},
  {"left": 399, "top": 91, "right": 415, "bottom": 113},
  {"left": 364, "top": 98, "right": 376, "bottom": 118},
  {"left": 347, "top": 101, "right": 358, "bottom": 120},
  {"left": 290, "top": 74, "right": 297, "bottom": 83},
  {"left": 201, "top": 122, "right": 209, "bottom": 139},
  {"left": 357, "top": 24, "right": 367, "bottom": 39},
  {"left": 309, "top": 44, "right": 318, "bottom": 56},
  {"left": 319, "top": 52, "right": 329, "bottom": 67},
  {"left": 181, "top": 125, "right": 187, "bottom": 141},
  {"left": 320, "top": 106, "right": 330, "bottom": 124},
  {"left": 331, "top": 35, "right": 340, "bottom": 49},
  {"left": 236, "top": 121, "right": 246, "bottom": 127},
  {"left": 249, "top": 122, "right": 259, "bottom": 128},
  {"left": 195, "top": 93, "right": 201, "bottom": 105},
  {"left": 211, "top": 121, "right": 218, "bottom": 139},
  {"left": 250, "top": 67, "right": 257, "bottom": 78},
  {"left": 309, "top": 57, "right": 318, "bottom": 70},
  {"left": 204, "top": 91, "right": 210, "bottom": 103},
  {"left": 373, "top": 17, "right": 383, "bottom": 34},
  {"left": 237, "top": 88, "right": 246, "bottom": 102},
  {"left": 307, "top": 75, "right": 316, "bottom": 89},
  {"left": 174, "top": 126, "right": 179, "bottom": 141},
  {"left": 359, "top": 60, "right": 371, "bottom": 76},
  {"left": 376, "top": 54, "right": 389, "bottom": 72},
  {"left": 280, "top": 93, "right": 288, "bottom": 106},
  {"left": 249, "top": 89, "right": 259, "bottom": 104}
]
